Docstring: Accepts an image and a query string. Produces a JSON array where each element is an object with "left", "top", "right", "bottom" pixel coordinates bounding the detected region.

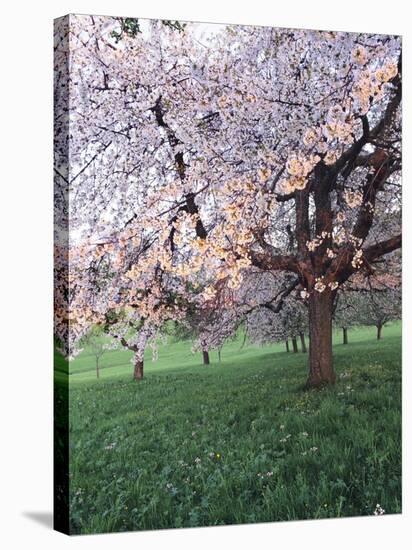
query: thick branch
[
  {"left": 363, "top": 234, "right": 402, "bottom": 263},
  {"left": 352, "top": 154, "right": 392, "bottom": 242},
  {"left": 250, "top": 250, "right": 300, "bottom": 274},
  {"left": 151, "top": 96, "right": 207, "bottom": 245},
  {"left": 261, "top": 278, "right": 300, "bottom": 313},
  {"left": 333, "top": 234, "right": 401, "bottom": 285},
  {"left": 295, "top": 189, "right": 311, "bottom": 255}
]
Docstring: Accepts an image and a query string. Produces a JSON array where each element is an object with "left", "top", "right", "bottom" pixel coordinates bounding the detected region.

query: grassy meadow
[{"left": 58, "top": 322, "right": 402, "bottom": 534}]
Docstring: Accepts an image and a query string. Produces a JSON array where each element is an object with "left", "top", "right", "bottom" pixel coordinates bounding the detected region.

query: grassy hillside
[
  {"left": 63, "top": 322, "right": 400, "bottom": 384},
  {"left": 64, "top": 323, "right": 401, "bottom": 534}
]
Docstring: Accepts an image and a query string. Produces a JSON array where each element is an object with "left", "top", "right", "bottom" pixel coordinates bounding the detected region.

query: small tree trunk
[
  {"left": 292, "top": 337, "right": 299, "bottom": 353},
  {"left": 96, "top": 357, "right": 100, "bottom": 379},
  {"left": 218, "top": 349, "right": 222, "bottom": 363},
  {"left": 240, "top": 331, "right": 247, "bottom": 349},
  {"left": 299, "top": 332, "right": 307, "bottom": 353},
  {"left": 377, "top": 323, "right": 383, "bottom": 340},
  {"left": 306, "top": 290, "right": 336, "bottom": 388},
  {"left": 203, "top": 350, "right": 210, "bottom": 365},
  {"left": 343, "top": 327, "right": 348, "bottom": 345},
  {"left": 285, "top": 340, "right": 290, "bottom": 353},
  {"left": 134, "top": 356, "right": 144, "bottom": 380}
]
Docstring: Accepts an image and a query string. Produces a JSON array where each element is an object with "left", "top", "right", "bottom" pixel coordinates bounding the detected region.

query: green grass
[{"left": 62, "top": 322, "right": 402, "bottom": 534}]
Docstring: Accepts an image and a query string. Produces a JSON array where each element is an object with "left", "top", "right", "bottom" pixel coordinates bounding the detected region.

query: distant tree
[
  {"left": 105, "top": 317, "right": 156, "bottom": 380},
  {"left": 356, "top": 288, "right": 401, "bottom": 339},
  {"left": 80, "top": 326, "right": 116, "bottom": 378},
  {"left": 333, "top": 292, "right": 359, "bottom": 344},
  {"left": 246, "top": 296, "right": 308, "bottom": 354},
  {"left": 286, "top": 300, "right": 308, "bottom": 353},
  {"left": 168, "top": 308, "right": 215, "bottom": 365},
  {"left": 194, "top": 306, "right": 241, "bottom": 365}
]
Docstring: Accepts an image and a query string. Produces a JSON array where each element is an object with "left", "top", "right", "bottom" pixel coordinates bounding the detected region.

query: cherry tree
[
  {"left": 171, "top": 307, "right": 223, "bottom": 365},
  {"left": 174, "top": 269, "right": 299, "bottom": 363},
  {"left": 54, "top": 216, "right": 188, "bottom": 379},
  {"left": 334, "top": 261, "right": 401, "bottom": 343},
  {"left": 356, "top": 287, "right": 401, "bottom": 340},
  {"left": 333, "top": 292, "right": 359, "bottom": 344},
  {"left": 54, "top": 16, "right": 401, "bottom": 387},
  {"left": 246, "top": 296, "right": 308, "bottom": 353},
  {"left": 79, "top": 325, "right": 116, "bottom": 378},
  {"left": 105, "top": 317, "right": 156, "bottom": 380},
  {"left": 167, "top": 27, "right": 401, "bottom": 386}
]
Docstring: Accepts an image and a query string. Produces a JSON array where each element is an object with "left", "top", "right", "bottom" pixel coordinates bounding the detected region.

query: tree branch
[
  {"left": 363, "top": 234, "right": 402, "bottom": 263},
  {"left": 250, "top": 250, "right": 300, "bottom": 274}
]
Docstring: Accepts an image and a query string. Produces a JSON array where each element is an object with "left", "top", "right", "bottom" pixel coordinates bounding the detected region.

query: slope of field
[
  {"left": 63, "top": 323, "right": 401, "bottom": 534},
  {"left": 61, "top": 323, "right": 399, "bottom": 384}
]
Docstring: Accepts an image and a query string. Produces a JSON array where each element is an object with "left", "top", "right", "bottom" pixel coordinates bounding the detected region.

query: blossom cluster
[
  {"left": 351, "top": 249, "right": 364, "bottom": 269},
  {"left": 281, "top": 153, "right": 320, "bottom": 193},
  {"left": 306, "top": 231, "right": 331, "bottom": 252},
  {"left": 344, "top": 189, "right": 363, "bottom": 209},
  {"left": 314, "top": 278, "right": 339, "bottom": 293}
]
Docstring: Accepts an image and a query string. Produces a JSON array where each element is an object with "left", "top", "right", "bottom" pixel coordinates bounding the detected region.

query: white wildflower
[{"left": 374, "top": 503, "right": 386, "bottom": 516}]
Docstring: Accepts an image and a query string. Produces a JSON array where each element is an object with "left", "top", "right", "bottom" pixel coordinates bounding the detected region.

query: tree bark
[
  {"left": 96, "top": 357, "right": 100, "bottom": 379},
  {"left": 134, "top": 356, "right": 144, "bottom": 380},
  {"left": 292, "top": 337, "right": 299, "bottom": 353},
  {"left": 299, "top": 332, "right": 307, "bottom": 353},
  {"left": 203, "top": 350, "right": 210, "bottom": 365},
  {"left": 306, "top": 290, "right": 336, "bottom": 387},
  {"left": 377, "top": 323, "right": 383, "bottom": 340},
  {"left": 285, "top": 340, "right": 290, "bottom": 353},
  {"left": 343, "top": 327, "right": 348, "bottom": 345}
]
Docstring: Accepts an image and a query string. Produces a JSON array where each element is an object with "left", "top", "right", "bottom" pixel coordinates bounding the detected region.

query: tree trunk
[
  {"left": 377, "top": 323, "right": 383, "bottom": 340},
  {"left": 218, "top": 349, "right": 222, "bottom": 363},
  {"left": 343, "top": 327, "right": 348, "bottom": 345},
  {"left": 203, "top": 350, "right": 210, "bottom": 365},
  {"left": 306, "top": 290, "right": 336, "bottom": 387},
  {"left": 134, "top": 356, "right": 144, "bottom": 380},
  {"left": 285, "top": 340, "right": 290, "bottom": 353},
  {"left": 96, "top": 357, "right": 100, "bottom": 379},
  {"left": 292, "top": 337, "right": 299, "bottom": 353},
  {"left": 299, "top": 332, "right": 308, "bottom": 353},
  {"left": 299, "top": 332, "right": 307, "bottom": 353}
]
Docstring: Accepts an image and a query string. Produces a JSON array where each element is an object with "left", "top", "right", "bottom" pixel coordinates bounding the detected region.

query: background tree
[
  {"left": 333, "top": 292, "right": 359, "bottom": 344},
  {"left": 356, "top": 288, "right": 401, "bottom": 339},
  {"left": 79, "top": 325, "right": 116, "bottom": 378},
  {"left": 246, "top": 296, "right": 308, "bottom": 354}
]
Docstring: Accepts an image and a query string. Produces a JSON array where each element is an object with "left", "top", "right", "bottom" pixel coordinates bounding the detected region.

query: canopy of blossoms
[{"left": 54, "top": 16, "right": 401, "bottom": 384}]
